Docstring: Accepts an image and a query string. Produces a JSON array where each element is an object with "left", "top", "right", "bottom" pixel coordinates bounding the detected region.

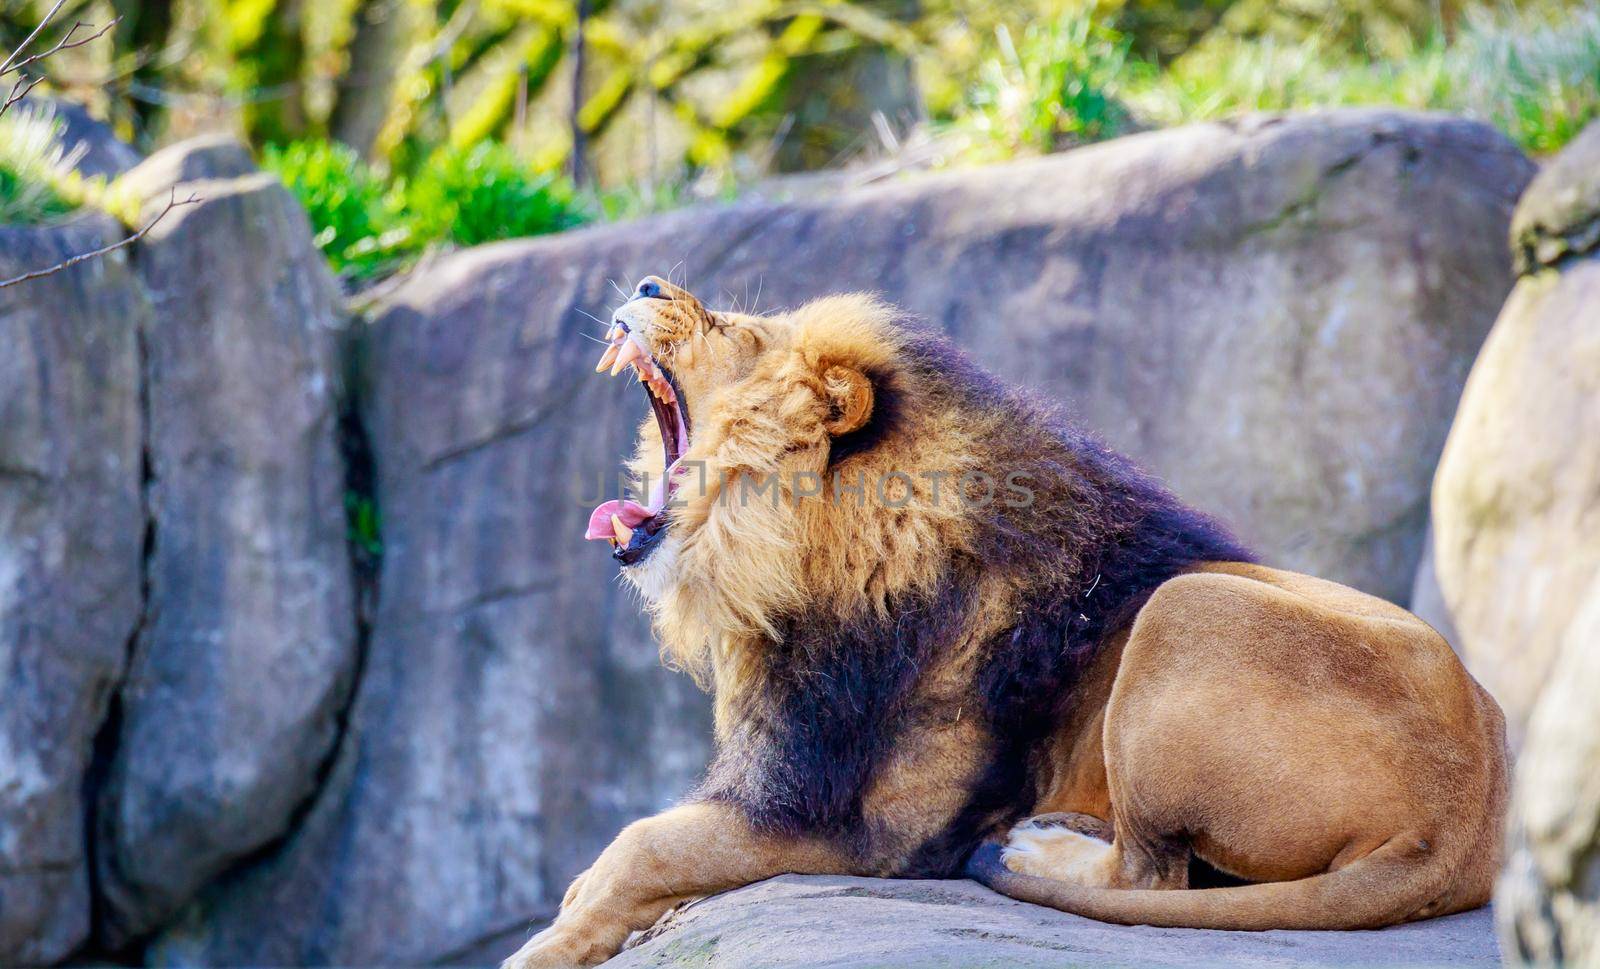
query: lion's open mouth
[{"left": 583, "top": 321, "right": 690, "bottom": 565}]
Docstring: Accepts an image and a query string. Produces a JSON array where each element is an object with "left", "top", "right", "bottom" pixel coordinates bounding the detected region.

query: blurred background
[
  {"left": 4, "top": 1, "right": 1600, "bottom": 968},
  {"left": 3, "top": 0, "right": 1598, "bottom": 281}
]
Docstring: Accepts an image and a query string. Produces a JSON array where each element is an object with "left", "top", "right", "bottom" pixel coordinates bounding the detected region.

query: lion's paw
[
  {"left": 1002, "top": 816, "right": 1115, "bottom": 884},
  {"left": 500, "top": 926, "right": 600, "bottom": 969},
  {"left": 1014, "top": 811, "right": 1113, "bottom": 841}
]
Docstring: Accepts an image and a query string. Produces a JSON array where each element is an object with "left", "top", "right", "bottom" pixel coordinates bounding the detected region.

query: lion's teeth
[
  {"left": 643, "top": 371, "right": 674, "bottom": 403},
  {"left": 611, "top": 339, "right": 643, "bottom": 375},
  {"left": 611, "top": 514, "right": 634, "bottom": 545},
  {"left": 595, "top": 343, "right": 620, "bottom": 373}
]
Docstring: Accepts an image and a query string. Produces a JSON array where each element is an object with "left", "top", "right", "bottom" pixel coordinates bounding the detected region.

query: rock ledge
[{"left": 605, "top": 875, "right": 1499, "bottom": 969}]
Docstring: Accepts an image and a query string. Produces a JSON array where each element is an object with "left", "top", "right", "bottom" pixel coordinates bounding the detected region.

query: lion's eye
[{"left": 637, "top": 279, "right": 666, "bottom": 300}]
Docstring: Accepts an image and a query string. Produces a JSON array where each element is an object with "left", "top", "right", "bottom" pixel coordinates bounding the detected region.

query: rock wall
[
  {"left": 1442, "top": 120, "right": 1600, "bottom": 965},
  {"left": 0, "top": 216, "right": 148, "bottom": 965},
  {"left": 93, "top": 168, "right": 356, "bottom": 945},
  {"left": 1499, "top": 574, "right": 1600, "bottom": 966},
  {"left": 1431, "top": 120, "right": 1600, "bottom": 745},
  {"left": 0, "top": 109, "right": 1534, "bottom": 966}
]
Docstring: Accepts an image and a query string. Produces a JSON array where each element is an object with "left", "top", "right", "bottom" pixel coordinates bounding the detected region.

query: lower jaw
[{"left": 615, "top": 520, "right": 669, "bottom": 565}]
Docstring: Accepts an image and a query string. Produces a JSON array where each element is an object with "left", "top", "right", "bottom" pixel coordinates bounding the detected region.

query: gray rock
[
  {"left": 1430, "top": 119, "right": 1600, "bottom": 963},
  {"left": 152, "top": 108, "right": 1528, "bottom": 966},
  {"left": 92, "top": 167, "right": 357, "bottom": 945},
  {"left": 148, "top": 233, "right": 716, "bottom": 963},
  {"left": 116, "top": 135, "right": 259, "bottom": 204},
  {"left": 0, "top": 215, "right": 148, "bottom": 963},
  {"left": 1431, "top": 259, "right": 1600, "bottom": 744},
  {"left": 1497, "top": 574, "right": 1600, "bottom": 965},
  {"left": 607, "top": 875, "right": 1501, "bottom": 969},
  {"left": 1408, "top": 522, "right": 1461, "bottom": 653},
  {"left": 1511, "top": 120, "right": 1600, "bottom": 274}
]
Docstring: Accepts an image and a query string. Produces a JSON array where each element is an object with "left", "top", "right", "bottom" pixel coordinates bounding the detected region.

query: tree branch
[
  {"left": 2, "top": 73, "right": 44, "bottom": 116},
  {"left": 0, "top": 2, "right": 196, "bottom": 292},
  {"left": 0, "top": 190, "right": 199, "bottom": 290},
  {"left": 0, "top": 0, "right": 70, "bottom": 76},
  {"left": 0, "top": 17, "right": 120, "bottom": 80}
]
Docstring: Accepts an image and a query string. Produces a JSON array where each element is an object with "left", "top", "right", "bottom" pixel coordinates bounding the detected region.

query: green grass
[
  {"left": 262, "top": 139, "right": 592, "bottom": 282},
  {"left": 1131, "top": 5, "right": 1600, "bottom": 155},
  {"left": 951, "top": 15, "right": 1148, "bottom": 161},
  {"left": 404, "top": 142, "right": 588, "bottom": 249},
  {"left": 0, "top": 106, "right": 87, "bottom": 225},
  {"left": 1441, "top": 6, "right": 1600, "bottom": 154},
  {"left": 262, "top": 140, "right": 401, "bottom": 279},
  {"left": 951, "top": 5, "right": 1600, "bottom": 159}
]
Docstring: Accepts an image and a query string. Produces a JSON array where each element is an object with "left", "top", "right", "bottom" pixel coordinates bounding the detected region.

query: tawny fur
[{"left": 503, "top": 278, "right": 1509, "bottom": 969}]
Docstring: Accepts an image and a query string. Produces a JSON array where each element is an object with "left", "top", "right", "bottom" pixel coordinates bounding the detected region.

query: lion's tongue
[{"left": 585, "top": 499, "right": 656, "bottom": 541}]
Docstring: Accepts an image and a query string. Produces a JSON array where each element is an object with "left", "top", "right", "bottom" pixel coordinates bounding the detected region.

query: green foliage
[
  {"left": 261, "top": 139, "right": 402, "bottom": 278},
  {"left": 404, "top": 141, "right": 589, "bottom": 248},
  {"left": 0, "top": 107, "right": 86, "bottom": 225},
  {"left": 1446, "top": 7, "right": 1600, "bottom": 155},
  {"left": 263, "top": 137, "right": 591, "bottom": 281},
  {"left": 1129, "top": 5, "right": 1600, "bottom": 155},
  {"left": 955, "top": 15, "right": 1144, "bottom": 159},
  {"left": 344, "top": 490, "right": 383, "bottom": 560},
  {"left": 1111, "top": 0, "right": 1237, "bottom": 62}
]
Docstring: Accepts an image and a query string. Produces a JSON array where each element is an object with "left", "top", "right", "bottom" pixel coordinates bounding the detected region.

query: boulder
[
  {"left": 0, "top": 215, "right": 148, "bottom": 963},
  {"left": 152, "top": 109, "right": 1528, "bottom": 966},
  {"left": 1430, "top": 120, "right": 1600, "bottom": 743},
  {"left": 148, "top": 243, "right": 716, "bottom": 963},
  {"left": 607, "top": 875, "right": 1501, "bottom": 969},
  {"left": 1511, "top": 121, "right": 1600, "bottom": 274},
  {"left": 1408, "top": 523, "right": 1461, "bottom": 652},
  {"left": 92, "top": 159, "right": 357, "bottom": 946},
  {"left": 115, "top": 135, "right": 259, "bottom": 204},
  {"left": 1497, "top": 575, "right": 1600, "bottom": 965}
]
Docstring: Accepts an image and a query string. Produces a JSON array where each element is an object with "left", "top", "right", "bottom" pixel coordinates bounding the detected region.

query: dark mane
[
  {"left": 696, "top": 569, "right": 979, "bottom": 851},
  {"left": 696, "top": 327, "right": 1252, "bottom": 872}
]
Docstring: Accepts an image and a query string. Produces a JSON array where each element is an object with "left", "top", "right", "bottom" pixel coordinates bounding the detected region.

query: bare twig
[
  {"left": 0, "top": 3, "right": 197, "bottom": 292},
  {"left": 1, "top": 17, "right": 120, "bottom": 79},
  {"left": 0, "top": 0, "right": 70, "bottom": 77},
  {"left": 2, "top": 73, "right": 44, "bottom": 116},
  {"left": 0, "top": 190, "right": 200, "bottom": 290}
]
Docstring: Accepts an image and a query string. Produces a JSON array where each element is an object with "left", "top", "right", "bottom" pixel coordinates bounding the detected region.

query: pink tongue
[{"left": 585, "top": 499, "right": 655, "bottom": 541}]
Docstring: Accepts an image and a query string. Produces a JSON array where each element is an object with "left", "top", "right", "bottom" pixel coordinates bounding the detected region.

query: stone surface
[
  {"left": 1511, "top": 120, "right": 1600, "bottom": 274},
  {"left": 92, "top": 162, "right": 357, "bottom": 945},
  {"left": 116, "top": 135, "right": 259, "bottom": 204},
  {"left": 1498, "top": 574, "right": 1600, "bottom": 966},
  {"left": 1446, "top": 120, "right": 1600, "bottom": 964},
  {"left": 150, "top": 108, "right": 1528, "bottom": 967},
  {"left": 1408, "top": 522, "right": 1461, "bottom": 653},
  {"left": 606, "top": 875, "right": 1501, "bottom": 969},
  {"left": 0, "top": 215, "right": 148, "bottom": 963},
  {"left": 1430, "top": 121, "right": 1600, "bottom": 745}
]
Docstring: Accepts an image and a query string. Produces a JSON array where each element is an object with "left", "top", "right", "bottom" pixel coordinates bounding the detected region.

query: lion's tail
[{"left": 964, "top": 839, "right": 1461, "bottom": 931}]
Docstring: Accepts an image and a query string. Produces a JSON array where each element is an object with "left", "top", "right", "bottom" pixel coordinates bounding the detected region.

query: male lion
[{"left": 503, "top": 276, "right": 1508, "bottom": 968}]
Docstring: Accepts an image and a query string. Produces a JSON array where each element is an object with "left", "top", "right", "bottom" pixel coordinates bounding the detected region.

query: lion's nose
[{"left": 636, "top": 276, "right": 669, "bottom": 300}]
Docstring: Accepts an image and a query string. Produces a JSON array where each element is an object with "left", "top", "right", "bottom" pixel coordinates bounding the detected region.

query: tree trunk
[
  {"left": 569, "top": 0, "right": 590, "bottom": 187},
  {"left": 330, "top": 0, "right": 420, "bottom": 159}
]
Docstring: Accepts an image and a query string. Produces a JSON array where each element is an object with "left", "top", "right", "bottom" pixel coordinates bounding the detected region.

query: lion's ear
[{"left": 821, "top": 364, "right": 873, "bottom": 436}]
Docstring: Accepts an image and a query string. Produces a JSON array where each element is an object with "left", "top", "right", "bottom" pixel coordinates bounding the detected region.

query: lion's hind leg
[{"left": 1000, "top": 812, "right": 1187, "bottom": 891}]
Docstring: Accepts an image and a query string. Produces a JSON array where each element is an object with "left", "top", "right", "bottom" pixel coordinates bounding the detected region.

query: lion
[{"left": 503, "top": 276, "right": 1509, "bottom": 968}]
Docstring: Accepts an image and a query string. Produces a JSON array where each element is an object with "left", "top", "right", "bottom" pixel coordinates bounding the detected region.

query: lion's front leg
[{"left": 501, "top": 801, "right": 849, "bottom": 969}]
